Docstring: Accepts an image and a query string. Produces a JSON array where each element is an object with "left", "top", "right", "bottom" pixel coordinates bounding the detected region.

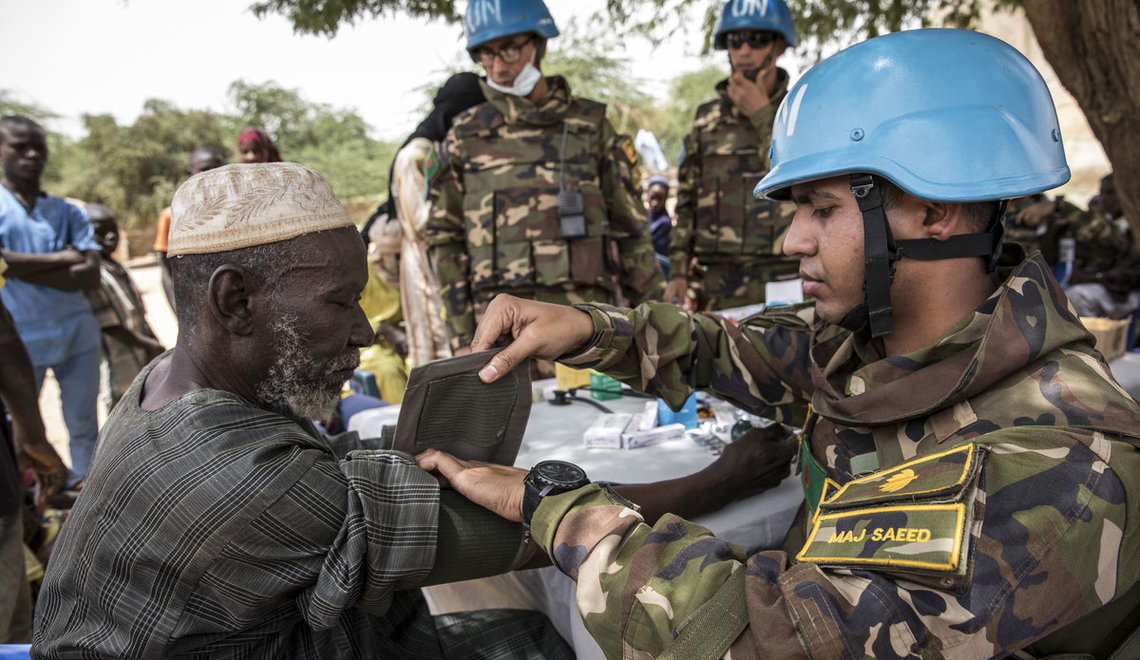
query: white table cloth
[{"left": 349, "top": 381, "right": 804, "bottom": 658}]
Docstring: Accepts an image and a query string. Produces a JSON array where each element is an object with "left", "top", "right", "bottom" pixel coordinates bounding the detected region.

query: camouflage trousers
[{"left": 701, "top": 258, "right": 801, "bottom": 311}]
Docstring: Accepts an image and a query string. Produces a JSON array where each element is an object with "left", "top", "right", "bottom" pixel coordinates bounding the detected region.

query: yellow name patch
[
  {"left": 798, "top": 503, "right": 967, "bottom": 572},
  {"left": 827, "top": 527, "right": 933, "bottom": 544}
]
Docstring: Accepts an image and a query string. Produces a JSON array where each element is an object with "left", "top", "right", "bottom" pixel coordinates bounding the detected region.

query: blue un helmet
[
  {"left": 753, "top": 29, "right": 1070, "bottom": 337},
  {"left": 714, "top": 0, "right": 797, "bottom": 49},
  {"left": 465, "top": 0, "right": 559, "bottom": 51}
]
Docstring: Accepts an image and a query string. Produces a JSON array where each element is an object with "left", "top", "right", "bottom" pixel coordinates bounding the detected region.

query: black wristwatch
[{"left": 522, "top": 460, "right": 590, "bottom": 527}]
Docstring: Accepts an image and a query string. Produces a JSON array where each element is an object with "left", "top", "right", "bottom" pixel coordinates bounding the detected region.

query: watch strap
[{"left": 522, "top": 461, "right": 589, "bottom": 527}]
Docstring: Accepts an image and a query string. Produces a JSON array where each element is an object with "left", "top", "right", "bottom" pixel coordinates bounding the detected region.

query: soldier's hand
[
  {"left": 615, "top": 423, "right": 797, "bottom": 522},
  {"left": 706, "top": 424, "right": 796, "bottom": 498},
  {"left": 416, "top": 449, "right": 527, "bottom": 522},
  {"left": 1016, "top": 200, "right": 1054, "bottom": 227},
  {"left": 470, "top": 294, "right": 595, "bottom": 383},
  {"left": 664, "top": 277, "right": 694, "bottom": 311},
  {"left": 727, "top": 69, "right": 773, "bottom": 118}
]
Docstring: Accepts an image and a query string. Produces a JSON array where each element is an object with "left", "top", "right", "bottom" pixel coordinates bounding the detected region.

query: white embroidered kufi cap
[{"left": 167, "top": 162, "right": 354, "bottom": 256}]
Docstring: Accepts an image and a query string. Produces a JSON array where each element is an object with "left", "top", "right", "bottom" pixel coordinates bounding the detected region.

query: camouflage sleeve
[
  {"left": 424, "top": 134, "right": 476, "bottom": 349},
  {"left": 1072, "top": 207, "right": 1130, "bottom": 260},
  {"left": 559, "top": 301, "right": 815, "bottom": 422},
  {"left": 600, "top": 121, "right": 665, "bottom": 304},
  {"left": 532, "top": 429, "right": 1140, "bottom": 658},
  {"left": 747, "top": 103, "right": 778, "bottom": 141},
  {"left": 670, "top": 128, "right": 700, "bottom": 277}
]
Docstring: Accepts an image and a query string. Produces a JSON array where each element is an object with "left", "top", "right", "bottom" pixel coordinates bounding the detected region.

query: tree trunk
[{"left": 1021, "top": 0, "right": 1140, "bottom": 236}]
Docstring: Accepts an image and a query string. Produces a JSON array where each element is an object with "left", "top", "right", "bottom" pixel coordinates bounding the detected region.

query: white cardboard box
[{"left": 582, "top": 413, "right": 632, "bottom": 449}]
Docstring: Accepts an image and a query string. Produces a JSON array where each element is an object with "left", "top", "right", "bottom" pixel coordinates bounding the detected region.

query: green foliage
[
  {"left": 228, "top": 80, "right": 313, "bottom": 153},
  {"left": 651, "top": 66, "right": 726, "bottom": 165},
  {"left": 536, "top": 18, "right": 724, "bottom": 166},
  {"left": 543, "top": 17, "right": 651, "bottom": 137},
  {"left": 51, "top": 103, "right": 232, "bottom": 230},
  {"left": 0, "top": 90, "right": 58, "bottom": 123},
  {"left": 249, "top": 0, "right": 458, "bottom": 37},
  {"left": 250, "top": 0, "right": 1020, "bottom": 58},
  {"left": 1, "top": 91, "right": 71, "bottom": 189},
  {"left": 227, "top": 80, "right": 398, "bottom": 200},
  {"left": 4, "top": 81, "right": 399, "bottom": 232}
]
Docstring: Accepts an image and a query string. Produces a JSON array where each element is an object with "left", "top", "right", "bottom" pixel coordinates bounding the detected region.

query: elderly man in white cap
[
  {"left": 31, "top": 164, "right": 790, "bottom": 658},
  {"left": 29, "top": 163, "right": 575, "bottom": 658}
]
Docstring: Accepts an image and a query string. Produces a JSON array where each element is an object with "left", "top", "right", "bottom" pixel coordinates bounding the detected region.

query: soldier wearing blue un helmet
[
  {"left": 463, "top": 0, "right": 558, "bottom": 96},
  {"left": 427, "top": 0, "right": 664, "bottom": 357},
  {"left": 755, "top": 27, "right": 1069, "bottom": 337},
  {"left": 415, "top": 29, "right": 1140, "bottom": 659},
  {"left": 666, "top": 0, "right": 801, "bottom": 312}
]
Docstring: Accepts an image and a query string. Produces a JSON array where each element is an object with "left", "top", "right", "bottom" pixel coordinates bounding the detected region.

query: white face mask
[{"left": 486, "top": 57, "right": 543, "bottom": 97}]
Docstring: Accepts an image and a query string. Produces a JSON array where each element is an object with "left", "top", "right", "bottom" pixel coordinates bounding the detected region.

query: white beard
[{"left": 255, "top": 313, "right": 360, "bottom": 421}]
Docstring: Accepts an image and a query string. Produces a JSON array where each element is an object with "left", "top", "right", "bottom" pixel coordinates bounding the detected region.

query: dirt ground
[{"left": 39, "top": 256, "right": 177, "bottom": 467}]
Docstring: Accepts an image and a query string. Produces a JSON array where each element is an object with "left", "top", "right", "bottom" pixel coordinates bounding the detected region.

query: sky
[{"left": 3, "top": 0, "right": 725, "bottom": 143}]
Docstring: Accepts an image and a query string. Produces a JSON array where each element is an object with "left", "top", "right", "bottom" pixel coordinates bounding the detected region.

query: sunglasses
[
  {"left": 725, "top": 31, "right": 779, "bottom": 50},
  {"left": 471, "top": 36, "right": 535, "bottom": 67}
]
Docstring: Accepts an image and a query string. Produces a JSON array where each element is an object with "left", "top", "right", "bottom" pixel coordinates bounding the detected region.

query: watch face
[{"left": 534, "top": 460, "right": 587, "bottom": 488}]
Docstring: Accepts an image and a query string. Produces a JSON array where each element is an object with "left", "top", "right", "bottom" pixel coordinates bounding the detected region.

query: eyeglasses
[
  {"left": 471, "top": 37, "right": 534, "bottom": 67},
  {"left": 725, "top": 31, "right": 778, "bottom": 50}
]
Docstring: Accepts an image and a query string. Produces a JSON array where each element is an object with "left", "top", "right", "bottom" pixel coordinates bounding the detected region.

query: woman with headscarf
[{"left": 238, "top": 126, "right": 282, "bottom": 163}]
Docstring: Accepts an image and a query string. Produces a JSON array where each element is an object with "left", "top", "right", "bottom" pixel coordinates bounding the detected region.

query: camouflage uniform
[
  {"left": 426, "top": 77, "right": 664, "bottom": 350},
  {"left": 1002, "top": 194, "right": 1053, "bottom": 259},
  {"left": 1001, "top": 196, "right": 1125, "bottom": 270},
  {"left": 530, "top": 247, "right": 1140, "bottom": 658},
  {"left": 1070, "top": 210, "right": 1134, "bottom": 285},
  {"left": 672, "top": 71, "right": 800, "bottom": 310}
]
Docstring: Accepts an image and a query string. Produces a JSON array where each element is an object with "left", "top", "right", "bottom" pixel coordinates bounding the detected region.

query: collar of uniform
[
  {"left": 480, "top": 75, "right": 573, "bottom": 126},
  {"left": 808, "top": 247, "right": 1101, "bottom": 426},
  {"left": 715, "top": 67, "right": 790, "bottom": 119}
]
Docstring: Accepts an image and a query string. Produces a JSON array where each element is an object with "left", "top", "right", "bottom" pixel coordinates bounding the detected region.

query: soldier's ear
[{"left": 920, "top": 201, "right": 964, "bottom": 241}]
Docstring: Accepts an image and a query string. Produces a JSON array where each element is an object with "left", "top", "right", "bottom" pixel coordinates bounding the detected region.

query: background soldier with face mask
[
  {"left": 665, "top": 0, "right": 801, "bottom": 311},
  {"left": 425, "top": 0, "right": 664, "bottom": 355}
]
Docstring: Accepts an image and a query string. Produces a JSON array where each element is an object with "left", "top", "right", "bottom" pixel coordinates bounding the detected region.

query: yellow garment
[
  {"left": 357, "top": 267, "right": 407, "bottom": 404},
  {"left": 360, "top": 262, "right": 402, "bottom": 329},
  {"left": 1, "top": 256, "right": 7, "bottom": 289}
]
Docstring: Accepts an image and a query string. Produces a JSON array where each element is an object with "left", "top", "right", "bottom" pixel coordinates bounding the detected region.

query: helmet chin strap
[{"left": 838, "top": 174, "right": 1007, "bottom": 339}]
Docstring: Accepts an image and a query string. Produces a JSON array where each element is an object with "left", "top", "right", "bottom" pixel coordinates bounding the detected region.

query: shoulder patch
[
  {"left": 615, "top": 133, "right": 643, "bottom": 187},
  {"left": 797, "top": 444, "right": 984, "bottom": 574},
  {"left": 618, "top": 134, "right": 639, "bottom": 166},
  {"left": 826, "top": 443, "right": 979, "bottom": 507},
  {"left": 423, "top": 145, "right": 443, "bottom": 184}
]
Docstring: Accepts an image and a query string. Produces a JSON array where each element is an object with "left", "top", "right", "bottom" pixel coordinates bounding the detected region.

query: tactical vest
[
  {"left": 690, "top": 100, "right": 787, "bottom": 259},
  {"left": 453, "top": 99, "right": 620, "bottom": 298}
]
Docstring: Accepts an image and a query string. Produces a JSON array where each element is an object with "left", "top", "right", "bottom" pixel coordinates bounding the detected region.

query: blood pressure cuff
[
  {"left": 421, "top": 490, "right": 530, "bottom": 586},
  {"left": 796, "top": 443, "right": 985, "bottom": 590},
  {"left": 393, "top": 349, "right": 531, "bottom": 465}
]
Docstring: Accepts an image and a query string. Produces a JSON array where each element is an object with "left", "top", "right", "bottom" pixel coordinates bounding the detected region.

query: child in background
[{"left": 85, "top": 204, "right": 164, "bottom": 412}]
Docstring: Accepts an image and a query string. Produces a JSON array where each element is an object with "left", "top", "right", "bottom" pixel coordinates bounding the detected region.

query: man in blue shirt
[{"left": 0, "top": 116, "right": 101, "bottom": 487}]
